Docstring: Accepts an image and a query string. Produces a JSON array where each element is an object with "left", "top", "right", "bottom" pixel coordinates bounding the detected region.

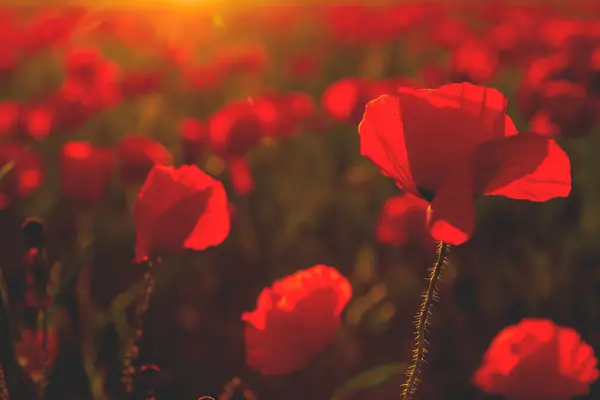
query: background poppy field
[{"left": 0, "top": 1, "right": 600, "bottom": 399}]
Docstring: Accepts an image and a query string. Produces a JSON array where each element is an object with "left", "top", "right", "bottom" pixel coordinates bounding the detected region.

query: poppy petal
[
  {"left": 427, "top": 164, "right": 476, "bottom": 245},
  {"left": 472, "top": 133, "right": 571, "bottom": 201},
  {"left": 358, "top": 94, "right": 415, "bottom": 191},
  {"left": 411, "top": 82, "right": 517, "bottom": 138}
]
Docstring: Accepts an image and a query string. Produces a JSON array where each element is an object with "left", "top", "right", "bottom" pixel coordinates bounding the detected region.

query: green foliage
[{"left": 330, "top": 362, "right": 408, "bottom": 400}]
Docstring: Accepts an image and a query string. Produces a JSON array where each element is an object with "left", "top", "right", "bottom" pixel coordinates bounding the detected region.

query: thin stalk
[
  {"left": 121, "top": 260, "right": 156, "bottom": 396},
  {"left": 401, "top": 242, "right": 450, "bottom": 400}
]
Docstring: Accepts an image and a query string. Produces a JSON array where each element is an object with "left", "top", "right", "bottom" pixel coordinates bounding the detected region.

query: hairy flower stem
[
  {"left": 401, "top": 242, "right": 450, "bottom": 400},
  {"left": 218, "top": 377, "right": 257, "bottom": 400},
  {"left": 121, "top": 260, "right": 156, "bottom": 396},
  {"left": 0, "top": 364, "right": 9, "bottom": 400}
]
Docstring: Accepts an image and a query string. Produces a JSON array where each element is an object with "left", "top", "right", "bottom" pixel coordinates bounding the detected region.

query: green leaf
[
  {"left": 330, "top": 362, "right": 407, "bottom": 400},
  {"left": 49, "top": 244, "right": 95, "bottom": 310}
]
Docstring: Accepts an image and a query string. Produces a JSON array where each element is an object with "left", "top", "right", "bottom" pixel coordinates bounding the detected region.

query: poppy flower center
[{"left": 416, "top": 186, "right": 436, "bottom": 202}]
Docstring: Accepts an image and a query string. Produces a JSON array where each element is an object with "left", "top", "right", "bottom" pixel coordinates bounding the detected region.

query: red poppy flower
[
  {"left": 179, "top": 118, "right": 206, "bottom": 165},
  {"left": 242, "top": 264, "right": 352, "bottom": 376},
  {"left": 473, "top": 319, "right": 599, "bottom": 400},
  {"left": 207, "top": 100, "right": 273, "bottom": 195},
  {"left": 256, "top": 92, "right": 315, "bottom": 139},
  {"left": 529, "top": 112, "right": 560, "bottom": 138},
  {"left": 0, "top": 143, "right": 44, "bottom": 209},
  {"left": 0, "top": 13, "right": 21, "bottom": 74},
  {"left": 62, "top": 48, "right": 121, "bottom": 110},
  {"left": 533, "top": 80, "right": 596, "bottom": 139},
  {"left": 207, "top": 100, "right": 270, "bottom": 159},
  {"left": 134, "top": 164, "right": 230, "bottom": 263},
  {"left": 224, "top": 157, "right": 252, "bottom": 195},
  {"left": 538, "top": 18, "right": 582, "bottom": 50},
  {"left": 376, "top": 193, "right": 433, "bottom": 247},
  {"left": 451, "top": 38, "right": 498, "bottom": 83},
  {"left": 64, "top": 47, "right": 108, "bottom": 84},
  {"left": 516, "top": 54, "right": 568, "bottom": 119},
  {"left": 60, "top": 141, "right": 114, "bottom": 208},
  {"left": 21, "top": 106, "right": 53, "bottom": 141},
  {"left": 428, "top": 18, "right": 471, "bottom": 49},
  {"left": 23, "top": 10, "right": 83, "bottom": 52},
  {"left": 48, "top": 74, "right": 119, "bottom": 133},
  {"left": 359, "top": 83, "right": 571, "bottom": 245},
  {"left": 116, "top": 136, "right": 173, "bottom": 186},
  {"left": 119, "top": 71, "right": 162, "bottom": 98},
  {"left": 0, "top": 101, "right": 19, "bottom": 137}
]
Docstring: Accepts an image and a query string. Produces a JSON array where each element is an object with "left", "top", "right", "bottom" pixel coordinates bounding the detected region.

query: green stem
[
  {"left": 401, "top": 242, "right": 450, "bottom": 400},
  {"left": 0, "top": 364, "right": 9, "bottom": 400},
  {"left": 120, "top": 261, "right": 156, "bottom": 396}
]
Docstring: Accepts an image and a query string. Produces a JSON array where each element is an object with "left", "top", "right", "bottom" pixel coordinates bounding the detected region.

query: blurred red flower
[
  {"left": 451, "top": 38, "right": 498, "bottom": 83},
  {"left": 23, "top": 9, "right": 83, "bottom": 52},
  {"left": 119, "top": 71, "right": 162, "bottom": 98},
  {"left": 256, "top": 92, "right": 315, "bottom": 139},
  {"left": 0, "top": 101, "right": 20, "bottom": 138},
  {"left": 428, "top": 18, "right": 471, "bottom": 49},
  {"left": 65, "top": 47, "right": 110, "bottom": 84},
  {"left": 532, "top": 80, "right": 596, "bottom": 139},
  {"left": 0, "top": 143, "right": 44, "bottom": 209},
  {"left": 473, "top": 319, "right": 599, "bottom": 400},
  {"left": 207, "top": 99, "right": 273, "bottom": 195},
  {"left": 207, "top": 100, "right": 270, "bottom": 159},
  {"left": 359, "top": 82, "right": 571, "bottom": 245},
  {"left": 516, "top": 54, "right": 567, "bottom": 118},
  {"left": 517, "top": 52, "right": 598, "bottom": 139},
  {"left": 376, "top": 193, "right": 433, "bottom": 247},
  {"left": 21, "top": 106, "right": 53, "bottom": 141},
  {"left": 179, "top": 118, "right": 206, "bottom": 165},
  {"left": 60, "top": 141, "right": 114, "bottom": 208},
  {"left": 243, "top": 264, "right": 352, "bottom": 376},
  {"left": 60, "top": 47, "right": 121, "bottom": 113},
  {"left": 0, "top": 11, "right": 21, "bottom": 74},
  {"left": 322, "top": 78, "right": 397, "bottom": 126},
  {"left": 116, "top": 136, "right": 172, "bottom": 186},
  {"left": 134, "top": 164, "right": 230, "bottom": 263}
]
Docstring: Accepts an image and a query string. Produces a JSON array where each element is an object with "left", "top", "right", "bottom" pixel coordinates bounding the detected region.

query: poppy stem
[
  {"left": 217, "top": 377, "right": 257, "bottom": 400},
  {"left": 0, "top": 264, "right": 15, "bottom": 400},
  {"left": 121, "top": 259, "right": 157, "bottom": 396},
  {"left": 401, "top": 242, "right": 450, "bottom": 400},
  {"left": 0, "top": 364, "right": 8, "bottom": 400}
]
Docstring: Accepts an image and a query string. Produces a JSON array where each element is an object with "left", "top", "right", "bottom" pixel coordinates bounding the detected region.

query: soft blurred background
[{"left": 0, "top": 1, "right": 599, "bottom": 399}]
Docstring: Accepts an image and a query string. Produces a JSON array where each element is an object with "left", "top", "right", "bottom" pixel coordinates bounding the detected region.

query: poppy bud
[{"left": 22, "top": 217, "right": 45, "bottom": 250}]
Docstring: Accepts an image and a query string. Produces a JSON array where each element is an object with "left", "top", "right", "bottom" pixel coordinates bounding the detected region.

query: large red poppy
[
  {"left": 242, "top": 265, "right": 352, "bottom": 376},
  {"left": 473, "top": 319, "right": 599, "bottom": 400},
  {"left": 134, "top": 164, "right": 230, "bottom": 263},
  {"left": 358, "top": 83, "right": 571, "bottom": 245}
]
